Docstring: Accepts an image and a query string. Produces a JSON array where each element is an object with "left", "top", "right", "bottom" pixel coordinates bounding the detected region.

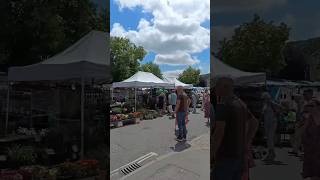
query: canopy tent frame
[
  {"left": 211, "top": 57, "right": 266, "bottom": 85},
  {"left": 163, "top": 76, "right": 193, "bottom": 89},
  {"left": 5, "top": 82, "right": 10, "bottom": 135},
  {"left": 6, "top": 30, "right": 109, "bottom": 159},
  {"left": 112, "top": 71, "right": 173, "bottom": 112}
]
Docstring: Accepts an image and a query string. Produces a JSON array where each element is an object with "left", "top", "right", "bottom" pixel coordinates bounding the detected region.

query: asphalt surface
[
  {"left": 251, "top": 147, "right": 303, "bottom": 180},
  {"left": 110, "top": 109, "right": 210, "bottom": 171},
  {"left": 122, "top": 133, "right": 210, "bottom": 180}
]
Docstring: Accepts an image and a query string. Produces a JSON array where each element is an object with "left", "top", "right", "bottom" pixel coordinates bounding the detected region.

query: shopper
[
  {"left": 168, "top": 89, "right": 177, "bottom": 118},
  {"left": 212, "top": 77, "right": 258, "bottom": 180},
  {"left": 242, "top": 108, "right": 259, "bottom": 180},
  {"left": 261, "top": 92, "right": 281, "bottom": 161},
  {"left": 289, "top": 90, "right": 314, "bottom": 156},
  {"left": 157, "top": 91, "right": 166, "bottom": 115},
  {"left": 204, "top": 89, "right": 210, "bottom": 124},
  {"left": 192, "top": 91, "right": 198, "bottom": 114},
  {"left": 175, "top": 86, "right": 189, "bottom": 142},
  {"left": 302, "top": 99, "right": 320, "bottom": 180},
  {"left": 201, "top": 90, "right": 205, "bottom": 111}
]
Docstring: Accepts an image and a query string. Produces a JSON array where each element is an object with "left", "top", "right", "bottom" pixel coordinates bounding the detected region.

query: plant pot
[
  {"left": 135, "top": 118, "right": 140, "bottom": 124},
  {"left": 35, "top": 135, "right": 41, "bottom": 142}
]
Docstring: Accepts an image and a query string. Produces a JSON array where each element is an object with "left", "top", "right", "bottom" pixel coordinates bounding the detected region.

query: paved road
[
  {"left": 251, "top": 147, "right": 303, "bottom": 180},
  {"left": 110, "top": 109, "right": 210, "bottom": 171},
  {"left": 123, "top": 133, "right": 210, "bottom": 180}
]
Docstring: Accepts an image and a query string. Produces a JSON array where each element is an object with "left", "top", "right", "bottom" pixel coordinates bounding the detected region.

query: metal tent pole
[
  {"left": 5, "top": 82, "right": 10, "bottom": 135},
  {"left": 80, "top": 77, "right": 85, "bottom": 159},
  {"left": 134, "top": 88, "right": 137, "bottom": 112},
  {"left": 30, "top": 90, "right": 33, "bottom": 128}
]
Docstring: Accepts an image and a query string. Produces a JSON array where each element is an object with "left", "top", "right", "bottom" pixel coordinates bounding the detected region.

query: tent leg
[
  {"left": 80, "top": 78, "right": 85, "bottom": 159},
  {"left": 30, "top": 90, "right": 33, "bottom": 128},
  {"left": 5, "top": 82, "right": 10, "bottom": 135},
  {"left": 135, "top": 88, "right": 137, "bottom": 112}
]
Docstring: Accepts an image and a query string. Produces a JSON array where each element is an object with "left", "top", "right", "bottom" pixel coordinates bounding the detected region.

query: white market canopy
[
  {"left": 112, "top": 71, "right": 172, "bottom": 88},
  {"left": 212, "top": 57, "right": 266, "bottom": 85},
  {"left": 249, "top": 80, "right": 299, "bottom": 87},
  {"left": 249, "top": 80, "right": 320, "bottom": 87},
  {"left": 163, "top": 76, "right": 193, "bottom": 89},
  {"left": 8, "top": 30, "right": 109, "bottom": 82}
]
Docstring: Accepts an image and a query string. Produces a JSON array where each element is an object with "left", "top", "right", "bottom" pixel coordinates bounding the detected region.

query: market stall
[
  {"left": 3, "top": 30, "right": 109, "bottom": 177},
  {"left": 111, "top": 71, "right": 172, "bottom": 128},
  {"left": 163, "top": 76, "right": 193, "bottom": 89},
  {"left": 112, "top": 71, "right": 172, "bottom": 110}
]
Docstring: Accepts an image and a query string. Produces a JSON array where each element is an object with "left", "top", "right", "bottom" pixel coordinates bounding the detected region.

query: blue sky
[
  {"left": 212, "top": 0, "right": 320, "bottom": 50},
  {"left": 110, "top": 0, "right": 210, "bottom": 77}
]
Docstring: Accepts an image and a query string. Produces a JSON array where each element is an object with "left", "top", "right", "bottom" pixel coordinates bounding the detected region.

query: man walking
[
  {"left": 212, "top": 77, "right": 258, "bottom": 180},
  {"left": 168, "top": 89, "right": 177, "bottom": 118},
  {"left": 192, "top": 91, "right": 198, "bottom": 114},
  {"left": 261, "top": 92, "right": 281, "bottom": 161},
  {"left": 175, "top": 86, "right": 189, "bottom": 142}
]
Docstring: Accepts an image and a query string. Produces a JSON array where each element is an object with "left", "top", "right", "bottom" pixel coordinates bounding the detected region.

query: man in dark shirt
[
  {"left": 175, "top": 86, "right": 190, "bottom": 142},
  {"left": 212, "top": 77, "right": 258, "bottom": 180}
]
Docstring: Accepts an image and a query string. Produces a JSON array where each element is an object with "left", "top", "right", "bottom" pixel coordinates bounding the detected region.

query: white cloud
[
  {"left": 110, "top": 23, "right": 126, "bottom": 37},
  {"left": 112, "top": 0, "right": 210, "bottom": 66},
  {"left": 163, "top": 69, "right": 184, "bottom": 78},
  {"left": 212, "top": 0, "right": 287, "bottom": 13},
  {"left": 154, "top": 52, "right": 200, "bottom": 66}
]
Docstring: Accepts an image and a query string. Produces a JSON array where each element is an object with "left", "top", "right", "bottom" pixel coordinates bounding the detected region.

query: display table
[
  {"left": 0, "top": 135, "right": 33, "bottom": 143},
  {"left": 110, "top": 118, "right": 136, "bottom": 128}
]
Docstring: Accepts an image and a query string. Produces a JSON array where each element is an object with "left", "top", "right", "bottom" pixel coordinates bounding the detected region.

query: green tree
[
  {"left": 178, "top": 66, "right": 201, "bottom": 85},
  {"left": 0, "top": 0, "right": 104, "bottom": 71},
  {"left": 140, "top": 62, "right": 163, "bottom": 79},
  {"left": 111, "top": 37, "right": 147, "bottom": 82},
  {"left": 216, "top": 14, "right": 290, "bottom": 76}
]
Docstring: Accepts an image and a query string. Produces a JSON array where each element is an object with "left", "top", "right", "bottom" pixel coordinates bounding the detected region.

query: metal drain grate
[
  {"left": 110, "top": 152, "right": 158, "bottom": 179},
  {"left": 121, "top": 162, "right": 142, "bottom": 175}
]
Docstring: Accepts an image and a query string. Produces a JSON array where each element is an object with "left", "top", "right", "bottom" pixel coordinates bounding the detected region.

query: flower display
[{"left": 17, "top": 127, "right": 49, "bottom": 137}]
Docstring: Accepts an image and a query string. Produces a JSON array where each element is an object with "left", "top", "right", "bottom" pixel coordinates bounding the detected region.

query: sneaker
[
  {"left": 288, "top": 151, "right": 298, "bottom": 155},
  {"left": 182, "top": 138, "right": 186, "bottom": 141},
  {"left": 263, "top": 152, "right": 275, "bottom": 161},
  {"left": 176, "top": 137, "right": 183, "bottom": 142}
]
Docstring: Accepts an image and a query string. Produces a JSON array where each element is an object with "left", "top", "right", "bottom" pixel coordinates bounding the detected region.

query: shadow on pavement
[
  {"left": 263, "top": 160, "right": 288, "bottom": 166},
  {"left": 170, "top": 142, "right": 191, "bottom": 152}
]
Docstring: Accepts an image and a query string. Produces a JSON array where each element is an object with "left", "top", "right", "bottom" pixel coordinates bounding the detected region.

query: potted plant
[
  {"left": 76, "top": 160, "right": 99, "bottom": 177},
  {"left": 56, "top": 162, "right": 81, "bottom": 179},
  {"left": 7, "top": 145, "right": 37, "bottom": 169}
]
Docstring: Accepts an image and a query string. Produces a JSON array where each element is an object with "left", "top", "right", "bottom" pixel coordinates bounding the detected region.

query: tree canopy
[
  {"left": 0, "top": 0, "right": 105, "bottom": 72},
  {"left": 178, "top": 66, "right": 201, "bottom": 85},
  {"left": 140, "top": 62, "right": 163, "bottom": 79},
  {"left": 111, "top": 37, "right": 147, "bottom": 82},
  {"left": 216, "top": 14, "right": 290, "bottom": 76}
]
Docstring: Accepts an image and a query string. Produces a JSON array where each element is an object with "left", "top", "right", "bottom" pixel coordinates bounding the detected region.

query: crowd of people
[
  {"left": 140, "top": 86, "right": 211, "bottom": 142},
  {"left": 211, "top": 76, "right": 320, "bottom": 180}
]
